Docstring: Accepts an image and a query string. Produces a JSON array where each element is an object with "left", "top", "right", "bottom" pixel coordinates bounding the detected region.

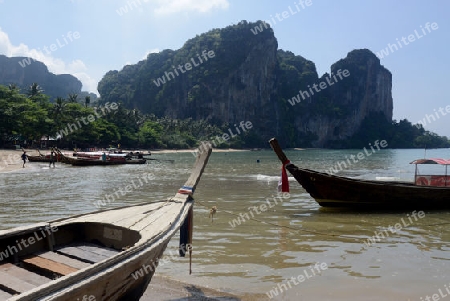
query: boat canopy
[{"left": 410, "top": 158, "right": 450, "bottom": 165}]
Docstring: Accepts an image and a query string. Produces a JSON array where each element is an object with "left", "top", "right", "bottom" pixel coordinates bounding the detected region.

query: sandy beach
[{"left": 0, "top": 149, "right": 34, "bottom": 173}]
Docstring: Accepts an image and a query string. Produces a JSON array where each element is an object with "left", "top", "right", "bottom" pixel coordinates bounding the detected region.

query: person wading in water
[
  {"left": 49, "top": 150, "right": 56, "bottom": 168},
  {"left": 21, "top": 151, "right": 27, "bottom": 168}
]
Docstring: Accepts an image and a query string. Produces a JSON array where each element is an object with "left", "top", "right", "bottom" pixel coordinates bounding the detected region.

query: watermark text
[
  {"left": 288, "top": 69, "right": 350, "bottom": 106},
  {"left": 376, "top": 22, "right": 438, "bottom": 59},
  {"left": 325, "top": 139, "right": 388, "bottom": 175},
  {"left": 364, "top": 210, "right": 425, "bottom": 247},
  {"left": 266, "top": 262, "right": 328, "bottom": 299},
  {"left": 153, "top": 50, "right": 215, "bottom": 87}
]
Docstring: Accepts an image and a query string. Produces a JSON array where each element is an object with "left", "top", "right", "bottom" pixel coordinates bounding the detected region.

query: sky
[{"left": 0, "top": 0, "right": 449, "bottom": 136}]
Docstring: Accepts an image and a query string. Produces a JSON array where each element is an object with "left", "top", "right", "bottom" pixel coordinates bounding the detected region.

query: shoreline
[
  {"left": 144, "top": 274, "right": 268, "bottom": 301},
  {"left": 0, "top": 148, "right": 250, "bottom": 173},
  {"left": 0, "top": 149, "right": 34, "bottom": 173},
  {"left": 149, "top": 148, "right": 250, "bottom": 154}
]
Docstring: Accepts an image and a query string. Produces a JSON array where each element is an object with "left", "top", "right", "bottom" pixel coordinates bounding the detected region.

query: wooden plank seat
[
  {"left": 22, "top": 256, "right": 78, "bottom": 276},
  {"left": 0, "top": 265, "right": 41, "bottom": 294},
  {"left": 0, "top": 263, "right": 50, "bottom": 286},
  {"left": 36, "top": 251, "right": 91, "bottom": 270},
  {"left": 0, "top": 249, "right": 99, "bottom": 298},
  {"left": 0, "top": 289, "right": 12, "bottom": 299},
  {"left": 55, "top": 242, "right": 120, "bottom": 264}
]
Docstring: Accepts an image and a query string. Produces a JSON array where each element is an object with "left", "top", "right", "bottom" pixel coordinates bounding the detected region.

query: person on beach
[
  {"left": 49, "top": 151, "right": 55, "bottom": 168},
  {"left": 21, "top": 151, "right": 27, "bottom": 168}
]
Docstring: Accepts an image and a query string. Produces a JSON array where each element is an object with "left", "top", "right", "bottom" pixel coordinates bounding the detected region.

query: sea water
[{"left": 1, "top": 148, "right": 449, "bottom": 300}]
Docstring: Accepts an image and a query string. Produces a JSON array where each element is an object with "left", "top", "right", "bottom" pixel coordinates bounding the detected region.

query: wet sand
[
  {"left": 0, "top": 149, "right": 33, "bottom": 172},
  {"left": 143, "top": 275, "right": 267, "bottom": 301}
]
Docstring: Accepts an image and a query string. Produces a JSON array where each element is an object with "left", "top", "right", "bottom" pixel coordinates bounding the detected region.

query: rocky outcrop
[
  {"left": 298, "top": 49, "right": 393, "bottom": 147},
  {"left": 0, "top": 55, "right": 83, "bottom": 99},
  {"left": 97, "top": 21, "right": 393, "bottom": 147}
]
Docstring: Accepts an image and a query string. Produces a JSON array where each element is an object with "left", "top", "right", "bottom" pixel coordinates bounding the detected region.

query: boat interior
[{"left": 0, "top": 222, "right": 141, "bottom": 299}]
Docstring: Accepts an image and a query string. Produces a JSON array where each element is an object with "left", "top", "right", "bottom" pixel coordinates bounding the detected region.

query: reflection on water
[{"left": 1, "top": 149, "right": 450, "bottom": 300}]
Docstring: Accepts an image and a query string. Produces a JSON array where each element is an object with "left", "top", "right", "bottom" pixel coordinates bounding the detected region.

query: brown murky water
[{"left": 1, "top": 149, "right": 450, "bottom": 300}]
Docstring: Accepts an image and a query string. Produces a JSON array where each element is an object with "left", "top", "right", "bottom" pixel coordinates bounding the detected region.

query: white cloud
[
  {"left": 153, "top": 0, "right": 229, "bottom": 15},
  {"left": 0, "top": 27, "right": 98, "bottom": 94}
]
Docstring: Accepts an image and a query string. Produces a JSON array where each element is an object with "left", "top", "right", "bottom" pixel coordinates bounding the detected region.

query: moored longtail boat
[
  {"left": 25, "top": 149, "right": 52, "bottom": 163},
  {"left": 0, "top": 145, "right": 212, "bottom": 300},
  {"left": 57, "top": 151, "right": 146, "bottom": 166},
  {"left": 269, "top": 138, "right": 450, "bottom": 209},
  {"left": 69, "top": 157, "right": 147, "bottom": 166},
  {"left": 26, "top": 155, "right": 51, "bottom": 163}
]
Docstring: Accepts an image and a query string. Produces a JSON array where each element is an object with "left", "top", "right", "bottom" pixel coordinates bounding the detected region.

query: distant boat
[
  {"left": 57, "top": 151, "right": 146, "bottom": 166},
  {"left": 74, "top": 152, "right": 129, "bottom": 161},
  {"left": 26, "top": 150, "right": 68, "bottom": 163},
  {"left": 0, "top": 145, "right": 212, "bottom": 300},
  {"left": 269, "top": 138, "right": 450, "bottom": 209},
  {"left": 70, "top": 157, "right": 147, "bottom": 166},
  {"left": 26, "top": 155, "right": 51, "bottom": 163}
]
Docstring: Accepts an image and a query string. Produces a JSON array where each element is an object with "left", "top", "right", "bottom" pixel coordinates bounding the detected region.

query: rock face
[
  {"left": 98, "top": 21, "right": 394, "bottom": 147},
  {"left": 0, "top": 55, "right": 82, "bottom": 99},
  {"left": 296, "top": 49, "right": 393, "bottom": 147}
]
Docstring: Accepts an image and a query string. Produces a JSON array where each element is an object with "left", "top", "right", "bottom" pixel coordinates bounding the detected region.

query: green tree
[
  {"left": 67, "top": 93, "right": 78, "bottom": 103},
  {"left": 27, "top": 83, "right": 43, "bottom": 98},
  {"left": 138, "top": 120, "right": 163, "bottom": 147},
  {"left": 85, "top": 96, "right": 90, "bottom": 107}
]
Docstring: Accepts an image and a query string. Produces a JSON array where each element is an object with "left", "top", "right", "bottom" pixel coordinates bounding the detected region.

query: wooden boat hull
[
  {"left": 0, "top": 146, "right": 212, "bottom": 300},
  {"left": 286, "top": 166, "right": 450, "bottom": 208},
  {"left": 27, "top": 156, "right": 51, "bottom": 163},
  {"left": 70, "top": 158, "right": 146, "bottom": 166},
  {"left": 269, "top": 138, "right": 450, "bottom": 209},
  {"left": 59, "top": 152, "right": 152, "bottom": 166}
]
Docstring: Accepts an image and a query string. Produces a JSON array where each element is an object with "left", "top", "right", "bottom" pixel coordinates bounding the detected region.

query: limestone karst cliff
[
  {"left": 94, "top": 21, "right": 393, "bottom": 147},
  {"left": 0, "top": 55, "right": 84, "bottom": 100}
]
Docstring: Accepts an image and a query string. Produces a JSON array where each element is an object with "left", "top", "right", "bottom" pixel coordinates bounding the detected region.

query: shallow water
[{"left": 1, "top": 148, "right": 450, "bottom": 300}]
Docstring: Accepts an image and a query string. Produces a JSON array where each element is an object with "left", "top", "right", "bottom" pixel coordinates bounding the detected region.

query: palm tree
[
  {"left": 6, "top": 84, "right": 20, "bottom": 98},
  {"left": 8, "top": 83, "right": 19, "bottom": 92},
  {"left": 67, "top": 93, "right": 78, "bottom": 103},
  {"left": 53, "top": 97, "right": 66, "bottom": 118},
  {"left": 27, "top": 83, "right": 43, "bottom": 98},
  {"left": 52, "top": 97, "right": 67, "bottom": 138},
  {"left": 85, "top": 96, "right": 91, "bottom": 107}
]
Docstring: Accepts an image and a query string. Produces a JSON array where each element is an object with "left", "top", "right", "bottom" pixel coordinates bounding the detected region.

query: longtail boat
[
  {"left": 0, "top": 145, "right": 212, "bottom": 300},
  {"left": 269, "top": 138, "right": 450, "bottom": 209},
  {"left": 25, "top": 149, "right": 53, "bottom": 163},
  {"left": 69, "top": 157, "right": 147, "bottom": 166},
  {"left": 75, "top": 152, "right": 129, "bottom": 161},
  {"left": 57, "top": 152, "right": 146, "bottom": 166},
  {"left": 25, "top": 150, "right": 67, "bottom": 163},
  {"left": 26, "top": 155, "right": 51, "bottom": 163}
]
